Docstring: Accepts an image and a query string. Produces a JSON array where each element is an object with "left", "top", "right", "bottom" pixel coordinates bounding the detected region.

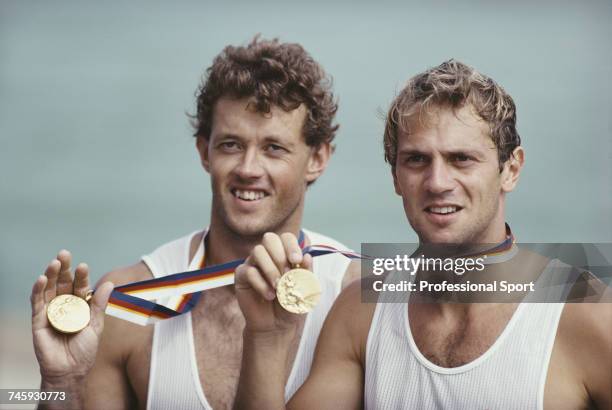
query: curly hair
[
  {"left": 384, "top": 59, "right": 521, "bottom": 171},
  {"left": 192, "top": 36, "right": 338, "bottom": 147}
]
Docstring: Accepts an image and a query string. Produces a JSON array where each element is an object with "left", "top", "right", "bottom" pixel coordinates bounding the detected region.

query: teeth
[
  {"left": 234, "top": 190, "right": 266, "bottom": 201},
  {"left": 429, "top": 206, "right": 457, "bottom": 214}
]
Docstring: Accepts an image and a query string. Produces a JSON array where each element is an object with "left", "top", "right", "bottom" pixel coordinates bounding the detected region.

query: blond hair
[{"left": 384, "top": 59, "right": 521, "bottom": 170}]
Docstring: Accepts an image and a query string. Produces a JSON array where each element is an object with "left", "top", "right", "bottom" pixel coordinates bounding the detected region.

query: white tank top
[
  {"left": 142, "top": 228, "right": 351, "bottom": 410},
  {"left": 364, "top": 259, "right": 570, "bottom": 410}
]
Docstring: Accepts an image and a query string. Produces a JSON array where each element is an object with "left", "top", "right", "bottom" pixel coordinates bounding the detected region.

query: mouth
[
  {"left": 231, "top": 188, "right": 270, "bottom": 202},
  {"left": 424, "top": 205, "right": 463, "bottom": 216}
]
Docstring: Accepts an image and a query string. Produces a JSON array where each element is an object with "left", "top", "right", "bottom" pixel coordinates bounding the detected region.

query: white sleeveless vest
[
  {"left": 365, "top": 259, "right": 569, "bottom": 410},
  {"left": 142, "top": 228, "right": 351, "bottom": 410}
]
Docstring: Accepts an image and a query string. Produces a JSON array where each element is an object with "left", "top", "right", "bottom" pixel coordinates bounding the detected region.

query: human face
[
  {"left": 393, "top": 104, "right": 522, "bottom": 245},
  {"left": 197, "top": 97, "right": 330, "bottom": 238}
]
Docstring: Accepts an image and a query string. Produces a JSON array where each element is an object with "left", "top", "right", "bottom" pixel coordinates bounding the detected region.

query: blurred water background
[{"left": 1, "top": 0, "right": 611, "bottom": 402}]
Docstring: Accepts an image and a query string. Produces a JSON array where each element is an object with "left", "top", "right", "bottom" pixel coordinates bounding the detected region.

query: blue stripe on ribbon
[{"left": 111, "top": 230, "right": 309, "bottom": 317}]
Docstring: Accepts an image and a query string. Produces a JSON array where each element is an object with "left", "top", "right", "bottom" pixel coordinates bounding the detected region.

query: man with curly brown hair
[
  {"left": 30, "top": 36, "right": 359, "bottom": 409},
  {"left": 235, "top": 60, "right": 612, "bottom": 409}
]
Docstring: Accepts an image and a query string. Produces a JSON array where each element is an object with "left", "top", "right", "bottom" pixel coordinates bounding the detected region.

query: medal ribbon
[
  {"left": 105, "top": 231, "right": 363, "bottom": 326},
  {"left": 104, "top": 226, "right": 515, "bottom": 326},
  {"left": 457, "top": 223, "right": 517, "bottom": 264}
]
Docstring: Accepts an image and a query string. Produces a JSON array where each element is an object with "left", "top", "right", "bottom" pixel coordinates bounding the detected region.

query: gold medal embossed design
[
  {"left": 46, "top": 294, "right": 91, "bottom": 334},
  {"left": 276, "top": 268, "right": 321, "bottom": 314}
]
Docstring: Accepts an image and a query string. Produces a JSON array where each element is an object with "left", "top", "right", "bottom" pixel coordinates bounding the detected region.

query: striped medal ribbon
[
  {"left": 105, "top": 231, "right": 364, "bottom": 326},
  {"left": 459, "top": 224, "right": 517, "bottom": 264},
  {"left": 104, "top": 226, "right": 515, "bottom": 326}
]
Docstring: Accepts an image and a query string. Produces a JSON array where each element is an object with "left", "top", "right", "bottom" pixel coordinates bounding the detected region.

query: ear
[
  {"left": 305, "top": 143, "right": 332, "bottom": 184},
  {"left": 500, "top": 146, "right": 524, "bottom": 193},
  {"left": 195, "top": 136, "right": 211, "bottom": 173}
]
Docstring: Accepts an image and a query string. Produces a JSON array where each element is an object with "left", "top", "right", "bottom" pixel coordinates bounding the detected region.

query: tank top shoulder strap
[{"left": 141, "top": 230, "right": 202, "bottom": 278}]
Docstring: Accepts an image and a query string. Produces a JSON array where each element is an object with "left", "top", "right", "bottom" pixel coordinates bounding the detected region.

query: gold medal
[
  {"left": 276, "top": 267, "right": 321, "bottom": 314},
  {"left": 46, "top": 292, "right": 92, "bottom": 334}
]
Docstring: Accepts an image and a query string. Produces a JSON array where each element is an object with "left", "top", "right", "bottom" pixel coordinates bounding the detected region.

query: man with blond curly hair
[
  {"left": 30, "top": 37, "right": 359, "bottom": 410},
  {"left": 234, "top": 60, "right": 612, "bottom": 409}
]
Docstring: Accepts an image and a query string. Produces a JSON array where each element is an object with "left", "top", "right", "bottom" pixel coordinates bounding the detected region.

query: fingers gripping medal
[
  {"left": 46, "top": 291, "right": 93, "bottom": 334},
  {"left": 276, "top": 265, "right": 322, "bottom": 314}
]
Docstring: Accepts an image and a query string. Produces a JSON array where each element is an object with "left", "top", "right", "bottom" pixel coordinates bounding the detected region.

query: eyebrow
[
  {"left": 397, "top": 148, "right": 428, "bottom": 156},
  {"left": 214, "top": 133, "right": 243, "bottom": 142},
  {"left": 214, "top": 133, "right": 295, "bottom": 147},
  {"left": 261, "top": 135, "right": 294, "bottom": 146},
  {"left": 397, "top": 148, "right": 486, "bottom": 159}
]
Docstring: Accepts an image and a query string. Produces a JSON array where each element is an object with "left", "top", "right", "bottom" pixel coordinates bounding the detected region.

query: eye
[
  {"left": 453, "top": 154, "right": 470, "bottom": 161},
  {"left": 265, "top": 144, "right": 287, "bottom": 153},
  {"left": 404, "top": 154, "right": 429, "bottom": 165},
  {"left": 217, "top": 141, "right": 241, "bottom": 152},
  {"left": 450, "top": 153, "right": 474, "bottom": 165}
]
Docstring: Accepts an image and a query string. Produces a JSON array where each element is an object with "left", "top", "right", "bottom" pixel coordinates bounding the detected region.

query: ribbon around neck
[
  {"left": 104, "top": 231, "right": 363, "bottom": 326},
  {"left": 104, "top": 226, "right": 516, "bottom": 326}
]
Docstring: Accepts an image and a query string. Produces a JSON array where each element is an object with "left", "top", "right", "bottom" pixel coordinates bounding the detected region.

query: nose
[
  {"left": 423, "top": 158, "right": 455, "bottom": 194},
  {"left": 234, "top": 148, "right": 265, "bottom": 179}
]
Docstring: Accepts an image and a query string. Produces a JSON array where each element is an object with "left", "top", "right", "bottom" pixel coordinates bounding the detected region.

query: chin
[
  {"left": 226, "top": 215, "right": 282, "bottom": 238},
  {"left": 226, "top": 221, "right": 267, "bottom": 238},
  {"left": 421, "top": 235, "right": 457, "bottom": 245},
  {"left": 417, "top": 226, "right": 464, "bottom": 245}
]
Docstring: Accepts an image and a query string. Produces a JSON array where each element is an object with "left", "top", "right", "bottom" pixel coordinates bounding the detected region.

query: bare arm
[
  {"left": 238, "top": 284, "right": 367, "bottom": 410},
  {"left": 341, "top": 260, "right": 362, "bottom": 289},
  {"left": 83, "top": 263, "right": 152, "bottom": 410},
  {"left": 234, "top": 233, "right": 371, "bottom": 409},
  {"left": 585, "top": 304, "right": 612, "bottom": 410},
  {"left": 234, "top": 233, "right": 308, "bottom": 409},
  {"left": 287, "top": 281, "right": 371, "bottom": 409},
  {"left": 238, "top": 328, "right": 298, "bottom": 409},
  {"left": 579, "top": 290, "right": 612, "bottom": 409},
  {"left": 82, "top": 316, "right": 140, "bottom": 409},
  {"left": 553, "top": 276, "right": 612, "bottom": 409}
]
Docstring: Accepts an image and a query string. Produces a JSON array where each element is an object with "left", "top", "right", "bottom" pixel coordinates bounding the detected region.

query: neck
[
  {"left": 417, "top": 221, "right": 510, "bottom": 257},
  {"left": 205, "top": 221, "right": 303, "bottom": 267},
  {"left": 483, "top": 220, "right": 509, "bottom": 245},
  {"left": 482, "top": 203, "right": 509, "bottom": 244}
]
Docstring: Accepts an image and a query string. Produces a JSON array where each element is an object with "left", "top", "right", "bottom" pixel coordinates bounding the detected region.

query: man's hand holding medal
[
  {"left": 235, "top": 232, "right": 321, "bottom": 334},
  {"left": 30, "top": 250, "right": 114, "bottom": 388}
]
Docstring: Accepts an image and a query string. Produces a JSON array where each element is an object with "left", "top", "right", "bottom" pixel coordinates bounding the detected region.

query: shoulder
[
  {"left": 558, "top": 268, "right": 612, "bottom": 337},
  {"left": 558, "top": 298, "right": 612, "bottom": 353},
  {"left": 95, "top": 230, "right": 204, "bottom": 288},
  {"left": 558, "top": 274, "right": 612, "bottom": 348},
  {"left": 303, "top": 228, "right": 351, "bottom": 251},
  {"left": 95, "top": 261, "right": 153, "bottom": 288},
  {"left": 333, "top": 278, "right": 377, "bottom": 316},
  {"left": 565, "top": 269, "right": 612, "bottom": 303},
  {"left": 141, "top": 229, "right": 204, "bottom": 276},
  {"left": 557, "top": 279, "right": 612, "bottom": 406},
  {"left": 146, "top": 230, "right": 202, "bottom": 255},
  {"left": 342, "top": 260, "right": 361, "bottom": 289},
  {"left": 324, "top": 278, "right": 377, "bottom": 358},
  {"left": 554, "top": 265, "right": 612, "bottom": 361},
  {"left": 93, "top": 260, "right": 162, "bottom": 366}
]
